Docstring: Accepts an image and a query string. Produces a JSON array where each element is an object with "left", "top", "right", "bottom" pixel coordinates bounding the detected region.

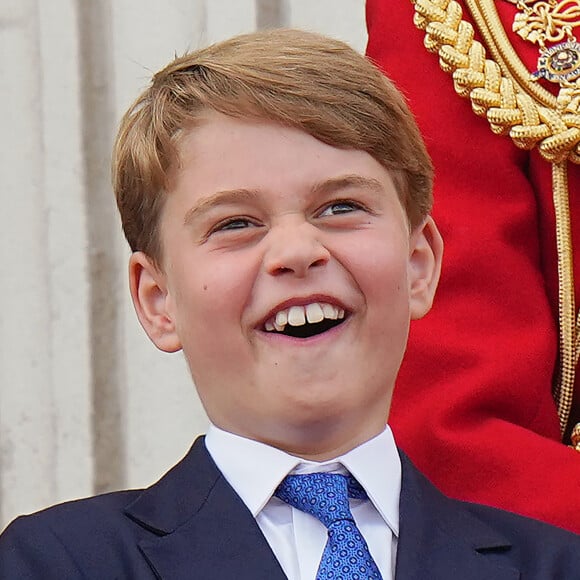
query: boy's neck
[{"left": 218, "top": 421, "right": 388, "bottom": 462}]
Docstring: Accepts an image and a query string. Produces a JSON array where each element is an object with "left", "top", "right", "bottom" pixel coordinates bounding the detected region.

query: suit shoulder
[
  {"left": 460, "top": 499, "right": 580, "bottom": 568},
  {"left": 4, "top": 489, "right": 142, "bottom": 536},
  {"left": 462, "top": 499, "right": 579, "bottom": 538},
  {"left": 0, "top": 490, "right": 155, "bottom": 579}
]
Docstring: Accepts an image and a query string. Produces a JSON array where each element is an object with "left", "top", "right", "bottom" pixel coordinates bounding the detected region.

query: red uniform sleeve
[{"left": 366, "top": 0, "right": 580, "bottom": 532}]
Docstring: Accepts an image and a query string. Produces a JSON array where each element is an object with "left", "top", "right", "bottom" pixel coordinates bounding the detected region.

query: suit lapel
[
  {"left": 124, "top": 437, "right": 287, "bottom": 580},
  {"left": 395, "top": 452, "right": 520, "bottom": 580}
]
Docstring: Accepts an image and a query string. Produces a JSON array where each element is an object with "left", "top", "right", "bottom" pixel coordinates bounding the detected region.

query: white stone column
[
  {"left": 37, "top": 0, "right": 92, "bottom": 507},
  {"left": 0, "top": 0, "right": 92, "bottom": 528},
  {"left": 205, "top": 0, "right": 257, "bottom": 43},
  {"left": 288, "top": 0, "right": 367, "bottom": 52}
]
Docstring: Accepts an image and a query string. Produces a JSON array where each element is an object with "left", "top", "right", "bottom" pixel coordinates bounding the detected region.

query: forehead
[{"left": 170, "top": 113, "right": 397, "bottom": 202}]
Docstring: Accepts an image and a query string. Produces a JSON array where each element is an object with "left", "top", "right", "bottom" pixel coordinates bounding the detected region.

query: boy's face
[{"left": 130, "top": 112, "right": 442, "bottom": 459}]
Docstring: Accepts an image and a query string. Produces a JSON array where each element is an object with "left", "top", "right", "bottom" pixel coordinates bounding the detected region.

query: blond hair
[{"left": 113, "top": 28, "right": 433, "bottom": 264}]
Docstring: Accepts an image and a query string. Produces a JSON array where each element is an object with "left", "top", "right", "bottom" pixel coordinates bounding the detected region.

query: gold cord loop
[{"left": 552, "top": 161, "right": 576, "bottom": 431}]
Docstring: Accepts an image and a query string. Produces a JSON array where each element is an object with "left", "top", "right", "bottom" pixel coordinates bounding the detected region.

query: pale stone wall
[{"left": 0, "top": 0, "right": 366, "bottom": 530}]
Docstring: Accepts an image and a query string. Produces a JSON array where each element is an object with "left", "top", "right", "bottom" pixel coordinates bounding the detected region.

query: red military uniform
[{"left": 367, "top": 0, "right": 580, "bottom": 532}]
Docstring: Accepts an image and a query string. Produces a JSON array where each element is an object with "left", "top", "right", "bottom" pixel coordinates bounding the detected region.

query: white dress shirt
[{"left": 205, "top": 425, "right": 401, "bottom": 580}]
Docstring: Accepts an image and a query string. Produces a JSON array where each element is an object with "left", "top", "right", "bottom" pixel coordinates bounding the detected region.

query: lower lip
[{"left": 256, "top": 316, "right": 350, "bottom": 345}]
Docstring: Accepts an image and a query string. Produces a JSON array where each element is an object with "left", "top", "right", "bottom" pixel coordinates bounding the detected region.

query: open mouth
[
  {"left": 262, "top": 302, "right": 347, "bottom": 339},
  {"left": 279, "top": 317, "right": 344, "bottom": 338}
]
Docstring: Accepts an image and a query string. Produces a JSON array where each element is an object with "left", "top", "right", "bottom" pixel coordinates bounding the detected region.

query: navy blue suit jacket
[{"left": 1, "top": 436, "right": 580, "bottom": 579}]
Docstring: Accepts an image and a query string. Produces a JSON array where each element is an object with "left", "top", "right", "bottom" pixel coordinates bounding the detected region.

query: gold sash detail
[{"left": 411, "top": 0, "right": 580, "bottom": 441}]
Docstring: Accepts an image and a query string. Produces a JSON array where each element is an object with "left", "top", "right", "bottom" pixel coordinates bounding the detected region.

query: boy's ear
[
  {"left": 128, "top": 252, "right": 182, "bottom": 353},
  {"left": 408, "top": 216, "right": 444, "bottom": 320}
]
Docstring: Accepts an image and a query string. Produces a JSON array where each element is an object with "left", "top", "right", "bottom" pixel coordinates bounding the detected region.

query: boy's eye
[
  {"left": 319, "top": 200, "right": 363, "bottom": 217},
  {"left": 212, "top": 217, "right": 257, "bottom": 233}
]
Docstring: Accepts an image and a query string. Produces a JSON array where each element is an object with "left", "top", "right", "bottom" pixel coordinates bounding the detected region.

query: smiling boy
[{"left": 1, "top": 28, "right": 580, "bottom": 580}]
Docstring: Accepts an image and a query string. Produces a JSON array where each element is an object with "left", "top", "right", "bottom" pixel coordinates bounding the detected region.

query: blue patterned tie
[{"left": 275, "top": 472, "right": 383, "bottom": 580}]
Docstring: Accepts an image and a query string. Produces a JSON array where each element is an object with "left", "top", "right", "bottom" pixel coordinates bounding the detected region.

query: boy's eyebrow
[
  {"left": 310, "top": 174, "right": 385, "bottom": 197},
  {"left": 183, "top": 174, "right": 385, "bottom": 225}
]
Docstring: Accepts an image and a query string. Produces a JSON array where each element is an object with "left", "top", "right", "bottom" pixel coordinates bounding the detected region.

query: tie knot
[{"left": 274, "top": 472, "right": 367, "bottom": 529}]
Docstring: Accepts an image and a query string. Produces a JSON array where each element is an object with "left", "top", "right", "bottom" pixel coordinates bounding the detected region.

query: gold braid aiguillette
[{"left": 411, "top": 0, "right": 580, "bottom": 441}]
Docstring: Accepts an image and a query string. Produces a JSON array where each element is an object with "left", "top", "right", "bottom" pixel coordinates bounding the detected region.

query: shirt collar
[
  {"left": 204, "top": 424, "right": 401, "bottom": 536},
  {"left": 205, "top": 424, "right": 301, "bottom": 516}
]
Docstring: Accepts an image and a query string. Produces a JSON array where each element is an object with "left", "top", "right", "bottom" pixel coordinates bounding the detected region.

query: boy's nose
[{"left": 263, "top": 222, "right": 330, "bottom": 278}]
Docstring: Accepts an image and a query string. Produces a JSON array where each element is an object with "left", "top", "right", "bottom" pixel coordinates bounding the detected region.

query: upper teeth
[{"left": 264, "top": 302, "right": 345, "bottom": 332}]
